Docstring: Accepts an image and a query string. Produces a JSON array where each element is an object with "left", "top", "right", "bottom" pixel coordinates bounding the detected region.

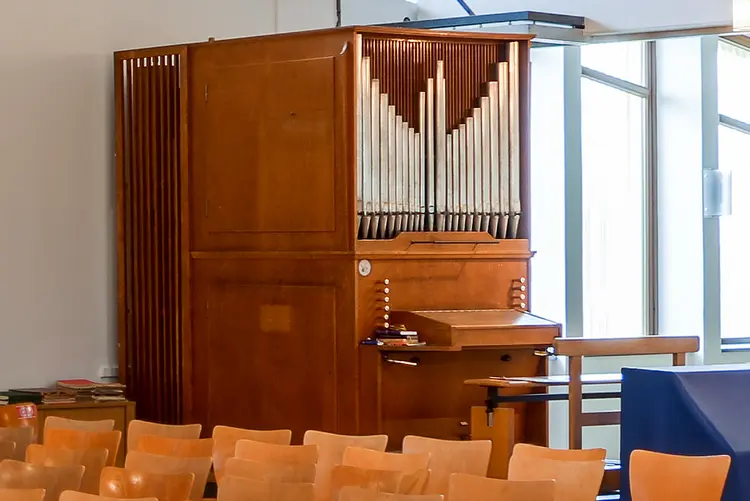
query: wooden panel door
[
  {"left": 189, "top": 258, "right": 357, "bottom": 440},
  {"left": 190, "top": 44, "right": 353, "bottom": 252}
]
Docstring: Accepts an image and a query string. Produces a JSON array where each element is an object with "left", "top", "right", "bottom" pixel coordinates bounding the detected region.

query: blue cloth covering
[{"left": 620, "top": 364, "right": 750, "bottom": 501}]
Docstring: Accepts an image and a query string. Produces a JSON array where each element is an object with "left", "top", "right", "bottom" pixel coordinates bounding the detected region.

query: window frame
[
  {"left": 713, "top": 38, "right": 750, "bottom": 355},
  {"left": 563, "top": 41, "right": 657, "bottom": 338}
]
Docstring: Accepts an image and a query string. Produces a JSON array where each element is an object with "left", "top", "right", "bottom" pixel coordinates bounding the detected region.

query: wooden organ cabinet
[{"left": 114, "top": 27, "right": 561, "bottom": 459}]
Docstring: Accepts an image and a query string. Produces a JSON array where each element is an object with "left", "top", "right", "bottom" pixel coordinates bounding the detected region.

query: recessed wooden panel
[
  {"left": 206, "top": 58, "right": 335, "bottom": 234},
  {"left": 191, "top": 45, "right": 353, "bottom": 252},
  {"left": 202, "top": 283, "right": 337, "bottom": 437}
]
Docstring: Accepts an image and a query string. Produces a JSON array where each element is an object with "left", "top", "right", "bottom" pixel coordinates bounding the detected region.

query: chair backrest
[
  {"left": 26, "top": 444, "right": 108, "bottom": 494},
  {"left": 553, "top": 335, "right": 700, "bottom": 449},
  {"left": 508, "top": 454, "right": 604, "bottom": 501},
  {"left": 99, "top": 466, "right": 194, "bottom": 501},
  {"left": 330, "top": 464, "right": 429, "bottom": 499},
  {"left": 629, "top": 449, "right": 731, "bottom": 501},
  {"left": 337, "top": 486, "right": 444, "bottom": 501},
  {"left": 343, "top": 447, "right": 431, "bottom": 473},
  {"left": 135, "top": 436, "right": 214, "bottom": 458},
  {"left": 212, "top": 426, "right": 292, "bottom": 482},
  {"left": 59, "top": 492, "right": 157, "bottom": 501},
  {"left": 42, "top": 429, "right": 121, "bottom": 467},
  {"left": 235, "top": 440, "right": 318, "bottom": 464},
  {"left": 303, "top": 430, "right": 388, "bottom": 500},
  {"left": 224, "top": 457, "right": 316, "bottom": 483},
  {"left": 512, "top": 443, "right": 606, "bottom": 461},
  {"left": 0, "top": 426, "right": 35, "bottom": 460},
  {"left": 448, "top": 473, "right": 555, "bottom": 501},
  {"left": 124, "top": 450, "right": 211, "bottom": 500},
  {"left": 0, "top": 488, "right": 46, "bottom": 501},
  {"left": 0, "top": 443, "right": 14, "bottom": 462},
  {"left": 401, "top": 436, "right": 491, "bottom": 497},
  {"left": 217, "top": 475, "right": 314, "bottom": 501},
  {"left": 0, "top": 404, "right": 38, "bottom": 443},
  {"left": 126, "top": 420, "right": 201, "bottom": 453},
  {"left": 0, "top": 459, "right": 84, "bottom": 501},
  {"left": 44, "top": 417, "right": 115, "bottom": 434}
]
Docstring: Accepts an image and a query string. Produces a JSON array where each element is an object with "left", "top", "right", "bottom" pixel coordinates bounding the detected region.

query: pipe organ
[
  {"left": 115, "top": 26, "right": 559, "bottom": 467},
  {"left": 356, "top": 38, "right": 522, "bottom": 240}
]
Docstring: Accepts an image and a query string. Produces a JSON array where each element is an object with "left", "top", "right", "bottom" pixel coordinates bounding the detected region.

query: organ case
[{"left": 115, "top": 27, "right": 559, "bottom": 450}]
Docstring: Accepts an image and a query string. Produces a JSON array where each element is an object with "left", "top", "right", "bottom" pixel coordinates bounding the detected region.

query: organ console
[{"left": 115, "top": 26, "right": 560, "bottom": 473}]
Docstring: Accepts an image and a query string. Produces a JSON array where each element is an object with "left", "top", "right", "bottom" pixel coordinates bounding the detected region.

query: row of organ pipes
[{"left": 356, "top": 40, "right": 522, "bottom": 240}]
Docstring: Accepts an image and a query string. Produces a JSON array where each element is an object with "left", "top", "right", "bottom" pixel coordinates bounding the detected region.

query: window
[
  {"left": 718, "top": 40, "right": 750, "bottom": 344},
  {"left": 580, "top": 41, "right": 651, "bottom": 338}
]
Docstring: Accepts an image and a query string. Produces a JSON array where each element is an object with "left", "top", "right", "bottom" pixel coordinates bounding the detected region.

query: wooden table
[
  {"left": 465, "top": 374, "right": 621, "bottom": 482},
  {"left": 37, "top": 400, "right": 135, "bottom": 466}
]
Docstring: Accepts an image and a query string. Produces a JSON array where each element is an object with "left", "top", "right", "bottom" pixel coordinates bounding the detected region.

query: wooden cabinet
[
  {"left": 115, "top": 27, "right": 559, "bottom": 447},
  {"left": 38, "top": 401, "right": 135, "bottom": 466}
]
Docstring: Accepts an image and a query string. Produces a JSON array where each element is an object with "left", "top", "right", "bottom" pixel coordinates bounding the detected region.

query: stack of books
[
  {"left": 56, "top": 379, "right": 127, "bottom": 402},
  {"left": 0, "top": 394, "right": 7, "bottom": 406},
  {"left": 6, "top": 388, "right": 76, "bottom": 405},
  {"left": 374, "top": 327, "right": 424, "bottom": 347}
]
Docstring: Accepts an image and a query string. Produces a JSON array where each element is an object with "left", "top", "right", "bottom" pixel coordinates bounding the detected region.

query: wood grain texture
[{"left": 114, "top": 28, "right": 544, "bottom": 446}]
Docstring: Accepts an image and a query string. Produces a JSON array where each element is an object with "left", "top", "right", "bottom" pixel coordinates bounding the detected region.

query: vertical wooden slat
[
  {"left": 155, "top": 56, "right": 166, "bottom": 422},
  {"left": 114, "top": 56, "right": 128, "bottom": 389},
  {"left": 178, "top": 48, "right": 190, "bottom": 424},
  {"left": 165, "top": 55, "right": 175, "bottom": 424}
]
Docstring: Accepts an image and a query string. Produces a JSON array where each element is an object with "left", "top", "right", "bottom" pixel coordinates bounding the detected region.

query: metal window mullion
[
  {"left": 581, "top": 66, "right": 650, "bottom": 98},
  {"left": 645, "top": 41, "right": 659, "bottom": 335},
  {"left": 564, "top": 46, "right": 584, "bottom": 338},
  {"left": 719, "top": 114, "right": 750, "bottom": 135}
]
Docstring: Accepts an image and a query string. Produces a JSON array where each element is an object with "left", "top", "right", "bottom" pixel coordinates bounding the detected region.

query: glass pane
[
  {"left": 581, "top": 41, "right": 645, "bottom": 86},
  {"left": 719, "top": 125, "right": 750, "bottom": 339},
  {"left": 581, "top": 79, "right": 646, "bottom": 338},
  {"left": 718, "top": 41, "right": 750, "bottom": 125}
]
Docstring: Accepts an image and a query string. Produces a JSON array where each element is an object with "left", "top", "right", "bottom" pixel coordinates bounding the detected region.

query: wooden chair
[
  {"left": 217, "top": 476, "right": 314, "bottom": 501},
  {"left": 0, "top": 404, "right": 38, "bottom": 443},
  {"left": 0, "top": 488, "right": 46, "bottom": 501},
  {"left": 126, "top": 420, "right": 201, "bottom": 453},
  {"left": 401, "top": 436, "right": 491, "bottom": 497},
  {"left": 337, "top": 486, "right": 444, "bottom": 501},
  {"left": 508, "top": 453, "right": 603, "bottom": 501},
  {"left": 330, "top": 464, "right": 429, "bottom": 499},
  {"left": 212, "top": 426, "right": 292, "bottom": 482},
  {"left": 26, "top": 444, "right": 108, "bottom": 494},
  {"left": 448, "top": 473, "right": 555, "bottom": 501},
  {"left": 553, "top": 336, "right": 699, "bottom": 450},
  {"left": 44, "top": 417, "right": 115, "bottom": 433},
  {"left": 60, "top": 493, "right": 157, "bottom": 501},
  {"left": 99, "top": 466, "right": 194, "bottom": 501},
  {"left": 629, "top": 450, "right": 731, "bottom": 501},
  {"left": 511, "top": 443, "right": 606, "bottom": 461},
  {"left": 0, "top": 459, "right": 84, "bottom": 501},
  {"left": 0, "top": 426, "right": 35, "bottom": 460},
  {"left": 0, "top": 443, "right": 14, "bottom": 462},
  {"left": 135, "top": 436, "right": 214, "bottom": 458},
  {"left": 224, "top": 457, "right": 316, "bottom": 483},
  {"left": 343, "top": 447, "right": 431, "bottom": 473},
  {"left": 43, "top": 428, "right": 121, "bottom": 467},
  {"left": 125, "top": 450, "right": 211, "bottom": 500},
  {"left": 234, "top": 440, "right": 318, "bottom": 464},
  {"left": 302, "top": 431, "right": 388, "bottom": 501}
]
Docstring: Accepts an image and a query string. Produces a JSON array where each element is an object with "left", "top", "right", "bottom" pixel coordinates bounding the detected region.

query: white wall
[
  {"left": 341, "top": 0, "right": 418, "bottom": 25},
  {"left": 416, "top": 0, "right": 734, "bottom": 35},
  {"left": 0, "top": 0, "right": 334, "bottom": 389}
]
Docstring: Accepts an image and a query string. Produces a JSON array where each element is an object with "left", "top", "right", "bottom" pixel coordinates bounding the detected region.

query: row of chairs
[{"left": 0, "top": 414, "right": 734, "bottom": 501}]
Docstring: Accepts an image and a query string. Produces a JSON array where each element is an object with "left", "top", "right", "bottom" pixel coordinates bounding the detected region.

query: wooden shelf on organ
[{"left": 388, "top": 309, "right": 560, "bottom": 349}]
